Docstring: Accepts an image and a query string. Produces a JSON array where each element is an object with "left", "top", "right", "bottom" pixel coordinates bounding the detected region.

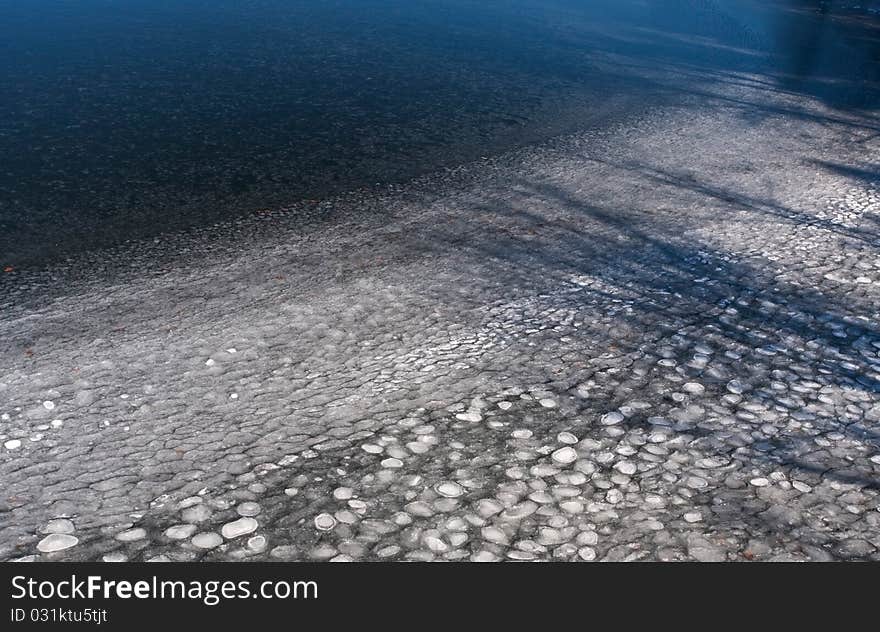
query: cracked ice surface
[{"left": 1, "top": 80, "right": 880, "bottom": 561}]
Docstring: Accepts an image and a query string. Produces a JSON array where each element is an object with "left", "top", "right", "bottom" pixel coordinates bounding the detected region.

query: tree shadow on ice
[
  {"left": 418, "top": 168, "right": 880, "bottom": 491},
  {"left": 584, "top": 0, "right": 880, "bottom": 112}
]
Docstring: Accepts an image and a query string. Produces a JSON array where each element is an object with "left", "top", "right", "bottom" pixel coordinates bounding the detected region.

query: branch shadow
[
  {"left": 415, "top": 169, "right": 880, "bottom": 499},
  {"left": 811, "top": 158, "right": 880, "bottom": 186}
]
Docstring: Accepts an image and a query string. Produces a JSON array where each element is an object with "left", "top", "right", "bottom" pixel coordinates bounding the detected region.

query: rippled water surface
[{"left": 1, "top": 0, "right": 877, "bottom": 264}]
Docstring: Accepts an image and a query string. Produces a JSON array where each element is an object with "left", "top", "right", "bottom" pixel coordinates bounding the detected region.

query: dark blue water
[{"left": 1, "top": 0, "right": 877, "bottom": 266}]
